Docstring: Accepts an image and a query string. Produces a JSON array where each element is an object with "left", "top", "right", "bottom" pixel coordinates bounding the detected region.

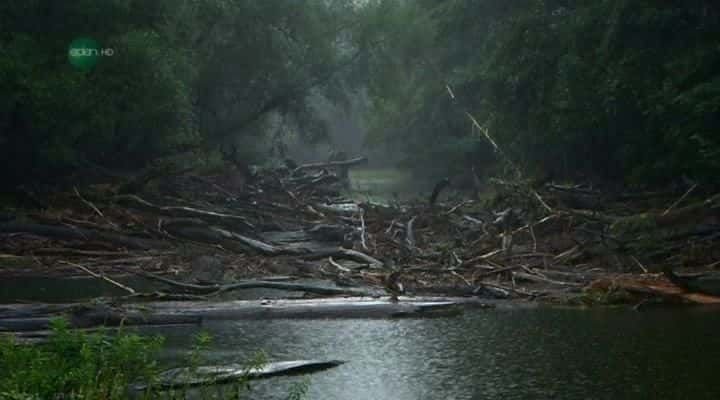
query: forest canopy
[
  {"left": 0, "top": 0, "right": 370, "bottom": 186},
  {"left": 1, "top": 0, "right": 719, "bottom": 188},
  {"left": 365, "top": 0, "right": 720, "bottom": 186}
]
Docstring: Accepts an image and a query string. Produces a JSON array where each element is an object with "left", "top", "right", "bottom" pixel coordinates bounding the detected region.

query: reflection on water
[
  {"left": 0, "top": 276, "right": 158, "bottom": 302},
  {"left": 154, "top": 306, "right": 720, "bottom": 400}
]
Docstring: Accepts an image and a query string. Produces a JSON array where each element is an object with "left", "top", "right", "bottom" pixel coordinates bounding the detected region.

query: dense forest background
[{"left": 1, "top": 0, "right": 719, "bottom": 189}]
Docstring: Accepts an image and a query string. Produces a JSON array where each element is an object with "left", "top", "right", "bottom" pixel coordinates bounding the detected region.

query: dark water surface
[
  {"left": 151, "top": 306, "right": 720, "bottom": 400},
  {"left": 0, "top": 275, "right": 158, "bottom": 302},
  {"left": 6, "top": 278, "right": 720, "bottom": 399}
]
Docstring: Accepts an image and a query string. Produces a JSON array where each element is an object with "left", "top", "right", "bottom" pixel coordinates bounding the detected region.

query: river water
[
  {"left": 5, "top": 275, "right": 720, "bottom": 399},
  {"left": 150, "top": 306, "right": 720, "bottom": 400},
  {"left": 6, "top": 171, "right": 720, "bottom": 399}
]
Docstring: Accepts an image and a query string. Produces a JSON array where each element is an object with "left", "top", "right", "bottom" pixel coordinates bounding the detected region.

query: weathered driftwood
[
  {"left": 292, "top": 156, "right": 368, "bottom": 173},
  {"left": 328, "top": 256, "right": 352, "bottom": 273},
  {"left": 359, "top": 213, "right": 368, "bottom": 250},
  {"left": 664, "top": 267, "right": 720, "bottom": 297},
  {"left": 306, "top": 224, "right": 349, "bottom": 242},
  {"left": 285, "top": 170, "right": 333, "bottom": 184},
  {"left": 163, "top": 223, "right": 291, "bottom": 255},
  {"left": 474, "top": 265, "right": 522, "bottom": 279},
  {"left": 303, "top": 248, "right": 383, "bottom": 267},
  {"left": 0, "top": 298, "right": 467, "bottom": 332},
  {"left": 512, "top": 271, "right": 582, "bottom": 287},
  {"left": 566, "top": 193, "right": 720, "bottom": 233},
  {"left": 0, "top": 305, "right": 202, "bottom": 332},
  {"left": 0, "top": 222, "right": 167, "bottom": 250},
  {"left": 135, "top": 360, "right": 345, "bottom": 390},
  {"left": 115, "top": 194, "right": 254, "bottom": 230},
  {"left": 217, "top": 228, "right": 282, "bottom": 254},
  {"left": 61, "top": 261, "right": 136, "bottom": 294},
  {"left": 315, "top": 202, "right": 363, "bottom": 216},
  {"left": 587, "top": 275, "right": 720, "bottom": 305},
  {"left": 653, "top": 193, "right": 720, "bottom": 227},
  {"left": 134, "top": 270, "right": 372, "bottom": 297},
  {"left": 405, "top": 216, "right": 417, "bottom": 251}
]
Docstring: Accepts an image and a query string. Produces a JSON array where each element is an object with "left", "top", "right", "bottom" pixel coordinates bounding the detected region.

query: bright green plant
[
  {"left": 0, "top": 321, "right": 307, "bottom": 400},
  {"left": 0, "top": 318, "right": 163, "bottom": 399}
]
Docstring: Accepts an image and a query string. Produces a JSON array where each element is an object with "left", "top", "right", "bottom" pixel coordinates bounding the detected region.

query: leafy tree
[
  {"left": 364, "top": 0, "right": 720, "bottom": 186},
  {"left": 0, "top": 0, "right": 368, "bottom": 188}
]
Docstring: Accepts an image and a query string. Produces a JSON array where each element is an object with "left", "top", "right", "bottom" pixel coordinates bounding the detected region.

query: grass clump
[
  {"left": 0, "top": 319, "right": 309, "bottom": 400},
  {"left": 0, "top": 318, "right": 163, "bottom": 399}
]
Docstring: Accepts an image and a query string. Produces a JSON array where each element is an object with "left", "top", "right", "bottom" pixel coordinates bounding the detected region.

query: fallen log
[
  {"left": 133, "top": 271, "right": 372, "bottom": 297},
  {"left": 163, "top": 224, "right": 247, "bottom": 253},
  {"left": 134, "top": 360, "right": 345, "bottom": 390},
  {"left": 587, "top": 275, "right": 720, "bottom": 305},
  {"left": 217, "top": 228, "right": 282, "bottom": 254},
  {"left": 303, "top": 248, "right": 383, "bottom": 267},
  {"left": 0, "top": 222, "right": 167, "bottom": 250},
  {"left": 315, "top": 202, "right": 362, "bottom": 216},
  {"left": 653, "top": 193, "right": 720, "bottom": 228},
  {"left": 61, "top": 261, "right": 136, "bottom": 294},
  {"left": 0, "top": 298, "right": 470, "bottom": 332},
  {"left": 664, "top": 266, "right": 720, "bottom": 297},
  {"left": 607, "top": 193, "right": 720, "bottom": 234},
  {"left": 512, "top": 271, "right": 582, "bottom": 287},
  {"left": 306, "top": 224, "right": 349, "bottom": 242},
  {"left": 115, "top": 194, "right": 255, "bottom": 230},
  {"left": 163, "top": 223, "right": 288, "bottom": 255},
  {"left": 405, "top": 216, "right": 417, "bottom": 251},
  {"left": 292, "top": 156, "right": 368, "bottom": 173},
  {"left": 474, "top": 265, "right": 522, "bottom": 279},
  {"left": 0, "top": 305, "right": 202, "bottom": 332}
]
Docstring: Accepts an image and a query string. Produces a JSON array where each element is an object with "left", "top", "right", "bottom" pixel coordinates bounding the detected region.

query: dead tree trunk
[{"left": 429, "top": 178, "right": 451, "bottom": 207}]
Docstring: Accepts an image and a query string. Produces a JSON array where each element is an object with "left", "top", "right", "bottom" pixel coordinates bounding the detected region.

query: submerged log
[{"left": 135, "top": 360, "right": 345, "bottom": 390}]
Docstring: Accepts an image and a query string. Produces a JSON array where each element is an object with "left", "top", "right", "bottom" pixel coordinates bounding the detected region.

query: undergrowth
[{"left": 0, "top": 318, "right": 308, "bottom": 400}]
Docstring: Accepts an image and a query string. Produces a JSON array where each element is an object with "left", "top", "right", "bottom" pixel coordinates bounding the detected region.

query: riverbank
[{"left": 1, "top": 161, "right": 720, "bottom": 317}]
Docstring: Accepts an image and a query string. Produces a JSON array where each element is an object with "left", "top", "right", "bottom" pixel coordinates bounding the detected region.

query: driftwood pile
[{"left": 1, "top": 157, "right": 720, "bottom": 310}]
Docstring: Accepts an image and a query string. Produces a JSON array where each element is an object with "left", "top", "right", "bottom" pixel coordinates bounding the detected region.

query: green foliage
[
  {"left": 574, "top": 288, "right": 635, "bottom": 306},
  {"left": 0, "top": 321, "right": 307, "bottom": 400},
  {"left": 0, "top": 318, "right": 163, "bottom": 399},
  {"left": 0, "top": 1, "right": 197, "bottom": 185},
  {"left": 7, "top": 0, "right": 715, "bottom": 188},
  {"left": 364, "top": 0, "right": 720, "bottom": 186},
  {"left": 0, "top": 0, "right": 366, "bottom": 187}
]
